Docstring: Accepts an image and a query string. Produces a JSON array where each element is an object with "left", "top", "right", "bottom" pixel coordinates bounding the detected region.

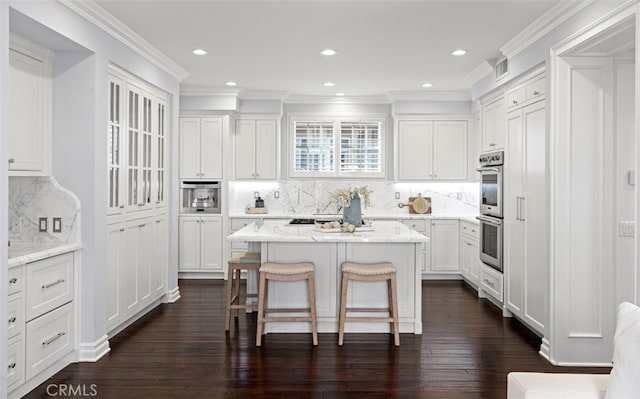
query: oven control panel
[{"left": 479, "top": 151, "right": 504, "bottom": 167}]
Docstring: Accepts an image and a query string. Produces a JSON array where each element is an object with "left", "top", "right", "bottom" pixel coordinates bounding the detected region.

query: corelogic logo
[{"left": 46, "top": 384, "right": 98, "bottom": 397}]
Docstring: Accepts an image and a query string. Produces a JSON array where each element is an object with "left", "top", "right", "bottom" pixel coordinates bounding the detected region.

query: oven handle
[
  {"left": 476, "top": 215, "right": 503, "bottom": 226},
  {"left": 476, "top": 167, "right": 501, "bottom": 173}
]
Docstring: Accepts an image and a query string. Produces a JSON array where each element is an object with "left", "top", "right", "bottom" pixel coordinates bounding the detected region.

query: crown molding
[
  {"left": 283, "top": 94, "right": 391, "bottom": 104},
  {"left": 180, "top": 85, "right": 241, "bottom": 97},
  {"left": 58, "top": 0, "right": 190, "bottom": 81},
  {"left": 387, "top": 91, "right": 470, "bottom": 102},
  {"left": 500, "top": 0, "right": 595, "bottom": 59},
  {"left": 239, "top": 90, "right": 289, "bottom": 101},
  {"left": 463, "top": 61, "right": 494, "bottom": 88}
]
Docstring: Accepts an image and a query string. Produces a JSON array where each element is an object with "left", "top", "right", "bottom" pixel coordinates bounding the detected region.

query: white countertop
[
  {"left": 228, "top": 213, "right": 479, "bottom": 225},
  {"left": 8, "top": 242, "right": 82, "bottom": 268},
  {"left": 227, "top": 220, "right": 429, "bottom": 243}
]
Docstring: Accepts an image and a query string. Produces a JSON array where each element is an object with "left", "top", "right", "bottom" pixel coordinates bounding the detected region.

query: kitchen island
[{"left": 226, "top": 220, "right": 428, "bottom": 334}]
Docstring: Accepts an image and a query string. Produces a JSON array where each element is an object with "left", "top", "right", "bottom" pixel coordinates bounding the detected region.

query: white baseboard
[
  {"left": 77, "top": 335, "right": 110, "bottom": 362},
  {"left": 167, "top": 286, "right": 181, "bottom": 303}
]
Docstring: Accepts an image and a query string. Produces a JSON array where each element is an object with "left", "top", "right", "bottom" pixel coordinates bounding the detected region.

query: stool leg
[
  {"left": 224, "top": 263, "right": 234, "bottom": 331},
  {"left": 234, "top": 268, "right": 241, "bottom": 318},
  {"left": 338, "top": 272, "right": 349, "bottom": 346},
  {"left": 390, "top": 274, "right": 400, "bottom": 346},
  {"left": 256, "top": 272, "right": 267, "bottom": 347},
  {"left": 307, "top": 272, "right": 318, "bottom": 346}
]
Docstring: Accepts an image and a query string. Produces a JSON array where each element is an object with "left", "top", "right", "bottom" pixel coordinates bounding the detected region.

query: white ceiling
[{"left": 95, "top": 0, "right": 561, "bottom": 98}]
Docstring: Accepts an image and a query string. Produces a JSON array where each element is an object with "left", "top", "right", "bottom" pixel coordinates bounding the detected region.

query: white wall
[
  {"left": 5, "top": 0, "right": 182, "bottom": 356},
  {"left": 0, "top": 3, "right": 10, "bottom": 397}
]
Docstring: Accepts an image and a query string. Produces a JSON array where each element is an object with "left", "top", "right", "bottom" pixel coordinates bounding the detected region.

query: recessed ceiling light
[
  {"left": 321, "top": 49, "right": 337, "bottom": 56},
  {"left": 336, "top": 92, "right": 345, "bottom": 96},
  {"left": 225, "top": 81, "right": 237, "bottom": 86},
  {"left": 422, "top": 83, "right": 433, "bottom": 88},
  {"left": 323, "top": 82, "right": 335, "bottom": 87},
  {"left": 451, "top": 49, "right": 467, "bottom": 56},
  {"left": 192, "top": 49, "right": 207, "bottom": 55}
]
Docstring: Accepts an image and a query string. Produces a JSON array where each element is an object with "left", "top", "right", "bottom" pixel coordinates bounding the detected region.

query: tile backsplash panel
[
  {"left": 229, "top": 180, "right": 479, "bottom": 216},
  {"left": 9, "top": 176, "right": 81, "bottom": 243}
]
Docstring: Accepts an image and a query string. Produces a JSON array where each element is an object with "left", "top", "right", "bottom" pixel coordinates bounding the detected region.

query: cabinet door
[
  {"left": 179, "top": 217, "right": 201, "bottom": 270},
  {"left": 255, "top": 120, "right": 278, "bottom": 180},
  {"left": 106, "top": 222, "right": 125, "bottom": 329},
  {"left": 433, "top": 121, "right": 467, "bottom": 180},
  {"left": 482, "top": 98, "right": 506, "bottom": 151},
  {"left": 505, "top": 220, "right": 525, "bottom": 315},
  {"left": 201, "top": 217, "right": 223, "bottom": 270},
  {"left": 430, "top": 220, "right": 460, "bottom": 272},
  {"left": 123, "top": 220, "right": 140, "bottom": 314},
  {"left": 137, "top": 221, "right": 154, "bottom": 307},
  {"left": 200, "top": 117, "right": 224, "bottom": 179},
  {"left": 461, "top": 236, "right": 480, "bottom": 286},
  {"left": 469, "top": 113, "right": 481, "bottom": 181},
  {"left": 108, "top": 75, "right": 126, "bottom": 215},
  {"left": 234, "top": 120, "right": 257, "bottom": 179},
  {"left": 155, "top": 99, "right": 167, "bottom": 208},
  {"left": 397, "top": 121, "right": 433, "bottom": 180},
  {"left": 179, "top": 118, "right": 202, "bottom": 179},
  {"left": 151, "top": 214, "right": 167, "bottom": 299},
  {"left": 8, "top": 48, "right": 46, "bottom": 173},
  {"left": 140, "top": 91, "right": 154, "bottom": 209},
  {"left": 505, "top": 110, "right": 524, "bottom": 221},
  {"left": 125, "top": 84, "right": 143, "bottom": 212}
]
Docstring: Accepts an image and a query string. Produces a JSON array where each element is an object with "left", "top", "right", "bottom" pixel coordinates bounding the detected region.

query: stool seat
[
  {"left": 260, "top": 262, "right": 314, "bottom": 275},
  {"left": 230, "top": 252, "right": 261, "bottom": 263},
  {"left": 342, "top": 262, "right": 396, "bottom": 275}
]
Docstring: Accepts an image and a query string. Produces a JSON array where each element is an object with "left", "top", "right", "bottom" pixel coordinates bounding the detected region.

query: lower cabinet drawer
[
  {"left": 7, "top": 293, "right": 25, "bottom": 339},
  {"left": 7, "top": 336, "right": 25, "bottom": 391},
  {"left": 26, "top": 253, "right": 74, "bottom": 321},
  {"left": 26, "top": 302, "right": 74, "bottom": 381},
  {"left": 8, "top": 266, "right": 24, "bottom": 296},
  {"left": 481, "top": 265, "right": 503, "bottom": 303}
]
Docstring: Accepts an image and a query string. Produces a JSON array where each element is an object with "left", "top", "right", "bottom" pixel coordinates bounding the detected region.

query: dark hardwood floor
[{"left": 25, "top": 280, "right": 610, "bottom": 398}]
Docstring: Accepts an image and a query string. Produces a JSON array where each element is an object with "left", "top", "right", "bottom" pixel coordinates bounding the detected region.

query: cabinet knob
[
  {"left": 9, "top": 277, "right": 17, "bottom": 284},
  {"left": 8, "top": 316, "right": 16, "bottom": 324},
  {"left": 119, "top": 205, "right": 125, "bottom": 209},
  {"left": 512, "top": 100, "right": 518, "bottom": 104},
  {"left": 8, "top": 158, "right": 15, "bottom": 164},
  {"left": 533, "top": 91, "right": 540, "bottom": 96},
  {"left": 8, "top": 362, "right": 16, "bottom": 370},
  {"left": 119, "top": 228, "right": 125, "bottom": 232}
]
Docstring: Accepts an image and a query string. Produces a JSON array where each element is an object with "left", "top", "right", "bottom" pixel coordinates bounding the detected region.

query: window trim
[{"left": 288, "top": 113, "right": 387, "bottom": 179}]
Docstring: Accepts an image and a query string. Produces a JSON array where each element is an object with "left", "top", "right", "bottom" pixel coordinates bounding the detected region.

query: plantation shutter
[{"left": 339, "top": 121, "right": 382, "bottom": 173}]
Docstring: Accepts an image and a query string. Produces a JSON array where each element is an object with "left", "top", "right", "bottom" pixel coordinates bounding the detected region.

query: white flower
[{"left": 331, "top": 186, "right": 372, "bottom": 207}]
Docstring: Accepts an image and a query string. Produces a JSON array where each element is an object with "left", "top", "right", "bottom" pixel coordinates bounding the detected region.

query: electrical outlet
[
  {"left": 39, "top": 217, "right": 48, "bottom": 232},
  {"left": 274, "top": 191, "right": 280, "bottom": 199},
  {"left": 395, "top": 192, "right": 400, "bottom": 199},
  {"left": 619, "top": 221, "right": 635, "bottom": 237},
  {"left": 254, "top": 191, "right": 259, "bottom": 199},
  {"left": 53, "top": 217, "right": 62, "bottom": 233}
]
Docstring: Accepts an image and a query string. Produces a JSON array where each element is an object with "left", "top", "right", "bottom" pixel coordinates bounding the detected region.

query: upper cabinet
[
  {"left": 108, "top": 69, "right": 169, "bottom": 217},
  {"left": 179, "top": 117, "right": 223, "bottom": 180},
  {"left": 481, "top": 97, "right": 506, "bottom": 152},
  {"left": 234, "top": 119, "right": 278, "bottom": 180},
  {"left": 396, "top": 119, "right": 468, "bottom": 181},
  {"left": 8, "top": 35, "right": 52, "bottom": 176},
  {"left": 505, "top": 75, "right": 545, "bottom": 112}
]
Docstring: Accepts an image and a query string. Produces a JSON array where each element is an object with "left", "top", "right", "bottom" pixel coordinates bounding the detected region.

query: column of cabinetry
[
  {"left": 7, "top": 34, "right": 51, "bottom": 176},
  {"left": 179, "top": 215, "right": 223, "bottom": 276},
  {"left": 179, "top": 117, "right": 223, "bottom": 179},
  {"left": 234, "top": 118, "right": 278, "bottom": 180},
  {"left": 504, "top": 73, "right": 547, "bottom": 335},
  {"left": 481, "top": 96, "right": 506, "bottom": 152},
  {"left": 396, "top": 120, "right": 468, "bottom": 181},
  {"left": 106, "top": 67, "right": 169, "bottom": 334},
  {"left": 460, "top": 221, "right": 481, "bottom": 288}
]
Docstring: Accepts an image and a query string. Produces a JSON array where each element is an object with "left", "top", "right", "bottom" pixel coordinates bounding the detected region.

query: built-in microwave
[{"left": 477, "top": 151, "right": 503, "bottom": 218}]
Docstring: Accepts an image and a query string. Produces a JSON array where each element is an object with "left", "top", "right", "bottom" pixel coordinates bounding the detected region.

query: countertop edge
[
  {"left": 228, "top": 213, "right": 479, "bottom": 224},
  {"left": 9, "top": 242, "right": 83, "bottom": 268}
]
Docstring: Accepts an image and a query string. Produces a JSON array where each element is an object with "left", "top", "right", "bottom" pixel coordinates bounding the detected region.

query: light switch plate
[
  {"left": 274, "top": 191, "right": 280, "bottom": 199},
  {"left": 52, "top": 217, "right": 62, "bottom": 233},
  {"left": 395, "top": 192, "right": 400, "bottom": 199},
  {"left": 619, "top": 221, "right": 635, "bottom": 237},
  {"left": 38, "top": 217, "right": 48, "bottom": 232},
  {"left": 254, "top": 191, "right": 259, "bottom": 199}
]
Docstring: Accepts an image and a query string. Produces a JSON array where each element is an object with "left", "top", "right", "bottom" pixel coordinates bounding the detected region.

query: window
[{"left": 289, "top": 115, "right": 386, "bottom": 178}]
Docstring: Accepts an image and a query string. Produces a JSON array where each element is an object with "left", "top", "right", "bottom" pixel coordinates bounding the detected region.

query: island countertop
[{"left": 226, "top": 220, "right": 429, "bottom": 243}]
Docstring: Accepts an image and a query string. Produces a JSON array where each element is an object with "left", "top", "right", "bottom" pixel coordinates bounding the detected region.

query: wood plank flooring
[{"left": 24, "top": 280, "right": 610, "bottom": 398}]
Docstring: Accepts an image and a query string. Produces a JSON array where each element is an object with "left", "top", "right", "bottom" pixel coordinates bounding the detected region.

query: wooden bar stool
[
  {"left": 338, "top": 262, "right": 400, "bottom": 346},
  {"left": 224, "top": 252, "right": 261, "bottom": 331},
  {"left": 256, "top": 262, "right": 318, "bottom": 347}
]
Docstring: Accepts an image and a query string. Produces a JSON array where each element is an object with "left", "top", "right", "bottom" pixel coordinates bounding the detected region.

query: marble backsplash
[
  {"left": 9, "top": 176, "right": 81, "bottom": 243},
  {"left": 228, "top": 180, "right": 479, "bottom": 216}
]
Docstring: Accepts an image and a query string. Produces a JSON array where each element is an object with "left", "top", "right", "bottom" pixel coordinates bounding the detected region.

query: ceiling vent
[{"left": 495, "top": 57, "right": 509, "bottom": 80}]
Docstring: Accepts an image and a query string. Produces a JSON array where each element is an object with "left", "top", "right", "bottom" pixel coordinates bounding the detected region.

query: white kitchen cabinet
[
  {"left": 234, "top": 119, "right": 278, "bottom": 180},
  {"left": 122, "top": 216, "right": 154, "bottom": 316},
  {"left": 7, "top": 266, "right": 25, "bottom": 392},
  {"left": 469, "top": 112, "right": 481, "bottom": 181},
  {"left": 8, "top": 35, "right": 51, "bottom": 176},
  {"left": 504, "top": 97, "right": 546, "bottom": 335},
  {"left": 460, "top": 221, "right": 481, "bottom": 288},
  {"left": 151, "top": 213, "right": 168, "bottom": 297},
  {"left": 481, "top": 97, "right": 506, "bottom": 152},
  {"left": 506, "top": 75, "right": 545, "bottom": 112},
  {"left": 179, "top": 117, "right": 223, "bottom": 179},
  {"left": 429, "top": 219, "right": 460, "bottom": 273},
  {"left": 396, "top": 120, "right": 468, "bottom": 181},
  {"left": 401, "top": 219, "right": 430, "bottom": 274},
  {"left": 106, "top": 222, "right": 125, "bottom": 330},
  {"left": 155, "top": 100, "right": 168, "bottom": 209},
  {"left": 179, "top": 215, "right": 223, "bottom": 272}
]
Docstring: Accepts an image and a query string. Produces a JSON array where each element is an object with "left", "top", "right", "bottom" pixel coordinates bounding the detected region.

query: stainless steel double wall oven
[{"left": 476, "top": 151, "right": 503, "bottom": 272}]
